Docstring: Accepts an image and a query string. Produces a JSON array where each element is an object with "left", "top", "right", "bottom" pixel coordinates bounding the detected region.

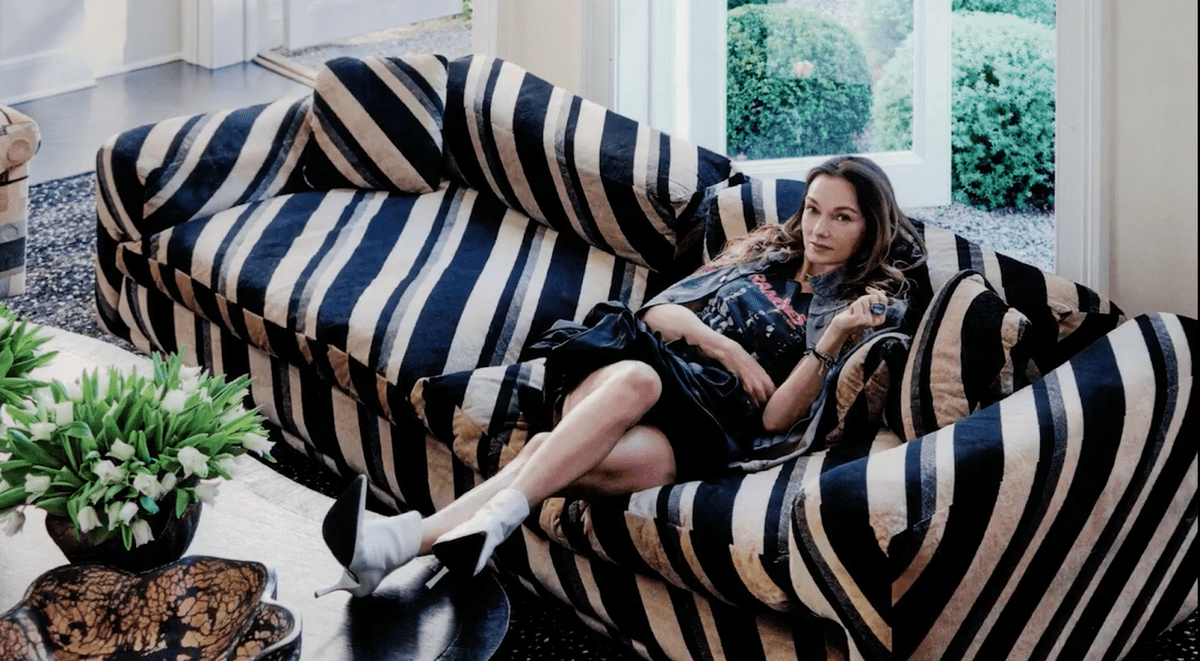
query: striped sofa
[{"left": 93, "top": 54, "right": 1197, "bottom": 661}]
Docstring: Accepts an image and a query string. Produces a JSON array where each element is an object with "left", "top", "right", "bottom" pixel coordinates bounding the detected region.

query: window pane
[{"left": 725, "top": 0, "right": 914, "bottom": 161}]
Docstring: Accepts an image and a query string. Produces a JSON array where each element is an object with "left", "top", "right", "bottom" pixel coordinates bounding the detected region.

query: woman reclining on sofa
[{"left": 316, "top": 154, "right": 926, "bottom": 598}]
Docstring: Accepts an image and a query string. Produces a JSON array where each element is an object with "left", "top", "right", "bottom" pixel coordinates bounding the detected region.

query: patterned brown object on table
[
  {"left": 0, "top": 556, "right": 300, "bottom": 661},
  {"left": 0, "top": 105, "right": 37, "bottom": 297}
]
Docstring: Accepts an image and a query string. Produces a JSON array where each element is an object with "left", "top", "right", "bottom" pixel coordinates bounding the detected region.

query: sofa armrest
[
  {"left": 789, "top": 313, "right": 1197, "bottom": 660},
  {"left": 96, "top": 96, "right": 313, "bottom": 244}
]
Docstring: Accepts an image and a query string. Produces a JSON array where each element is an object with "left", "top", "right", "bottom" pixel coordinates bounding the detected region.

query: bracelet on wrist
[{"left": 808, "top": 347, "right": 836, "bottom": 371}]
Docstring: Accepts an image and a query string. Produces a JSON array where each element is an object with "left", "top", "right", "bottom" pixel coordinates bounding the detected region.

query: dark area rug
[{"left": 12, "top": 172, "right": 1197, "bottom": 660}]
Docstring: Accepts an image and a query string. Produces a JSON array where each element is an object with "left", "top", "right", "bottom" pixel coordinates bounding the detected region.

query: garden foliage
[
  {"left": 859, "top": 0, "right": 914, "bottom": 72},
  {"left": 872, "top": 10, "right": 1055, "bottom": 209},
  {"left": 952, "top": 0, "right": 1055, "bottom": 25},
  {"left": 726, "top": 4, "right": 872, "bottom": 160}
]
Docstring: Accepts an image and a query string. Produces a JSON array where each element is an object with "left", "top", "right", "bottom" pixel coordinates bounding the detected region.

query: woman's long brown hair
[{"left": 710, "top": 155, "right": 927, "bottom": 298}]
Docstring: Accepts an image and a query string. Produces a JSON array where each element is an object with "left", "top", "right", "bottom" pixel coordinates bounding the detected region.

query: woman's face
[{"left": 800, "top": 174, "right": 867, "bottom": 276}]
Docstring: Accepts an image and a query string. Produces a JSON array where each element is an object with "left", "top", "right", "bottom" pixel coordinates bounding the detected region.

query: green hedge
[
  {"left": 872, "top": 11, "right": 1055, "bottom": 210},
  {"left": 952, "top": 0, "right": 1055, "bottom": 25},
  {"left": 726, "top": 4, "right": 872, "bottom": 160}
]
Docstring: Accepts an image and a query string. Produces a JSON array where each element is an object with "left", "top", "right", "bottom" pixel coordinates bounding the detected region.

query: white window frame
[{"left": 607, "top": 0, "right": 951, "bottom": 210}]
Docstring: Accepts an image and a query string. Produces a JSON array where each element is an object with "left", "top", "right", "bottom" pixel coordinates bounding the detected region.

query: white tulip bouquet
[{"left": 0, "top": 350, "right": 273, "bottom": 550}]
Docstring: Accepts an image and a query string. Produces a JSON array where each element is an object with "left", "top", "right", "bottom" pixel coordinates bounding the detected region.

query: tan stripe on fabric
[
  {"left": 912, "top": 388, "right": 1042, "bottom": 658},
  {"left": 635, "top": 574, "right": 692, "bottom": 660},
  {"left": 315, "top": 70, "right": 428, "bottom": 191},
  {"left": 485, "top": 63, "right": 543, "bottom": 219},
  {"left": 141, "top": 113, "right": 222, "bottom": 220},
  {"left": 462, "top": 58, "right": 503, "bottom": 200},
  {"left": 97, "top": 140, "right": 138, "bottom": 241},
  {"left": 1013, "top": 330, "right": 1175, "bottom": 659},
  {"left": 545, "top": 85, "right": 591, "bottom": 243},
  {"left": 344, "top": 189, "right": 450, "bottom": 369},
  {"left": 633, "top": 130, "right": 676, "bottom": 241},
  {"left": 195, "top": 98, "right": 312, "bottom": 220},
  {"left": 296, "top": 193, "right": 385, "bottom": 340},
  {"left": 865, "top": 443, "right": 908, "bottom": 555},
  {"left": 731, "top": 548, "right": 791, "bottom": 611},
  {"left": 925, "top": 280, "right": 977, "bottom": 429},
  {"left": 572, "top": 101, "right": 639, "bottom": 262},
  {"left": 890, "top": 428, "right": 956, "bottom": 605},
  {"left": 255, "top": 192, "right": 347, "bottom": 327},
  {"left": 380, "top": 190, "right": 475, "bottom": 385},
  {"left": 921, "top": 224, "right": 964, "bottom": 294},
  {"left": 366, "top": 56, "right": 443, "bottom": 143}
]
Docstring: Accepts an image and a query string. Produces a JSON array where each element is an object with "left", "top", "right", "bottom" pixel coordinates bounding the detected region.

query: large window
[{"left": 609, "top": 0, "right": 951, "bottom": 209}]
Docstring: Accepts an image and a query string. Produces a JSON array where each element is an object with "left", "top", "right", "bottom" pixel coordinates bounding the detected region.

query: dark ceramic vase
[{"left": 44, "top": 501, "right": 203, "bottom": 572}]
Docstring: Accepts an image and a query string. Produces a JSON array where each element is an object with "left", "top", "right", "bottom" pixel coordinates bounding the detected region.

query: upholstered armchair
[{"left": 0, "top": 105, "right": 38, "bottom": 297}]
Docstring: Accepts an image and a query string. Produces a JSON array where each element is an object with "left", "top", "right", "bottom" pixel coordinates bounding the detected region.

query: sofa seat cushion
[
  {"left": 113, "top": 183, "right": 649, "bottom": 425},
  {"left": 526, "top": 430, "right": 903, "bottom": 614},
  {"left": 443, "top": 55, "right": 735, "bottom": 273}
]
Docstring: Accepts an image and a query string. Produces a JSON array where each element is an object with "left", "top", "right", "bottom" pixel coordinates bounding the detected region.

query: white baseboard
[
  {"left": 0, "top": 50, "right": 95, "bottom": 106},
  {"left": 92, "top": 53, "right": 186, "bottom": 81}
]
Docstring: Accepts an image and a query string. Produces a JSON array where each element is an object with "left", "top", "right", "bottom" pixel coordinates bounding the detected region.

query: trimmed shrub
[
  {"left": 726, "top": 4, "right": 872, "bottom": 160},
  {"left": 952, "top": 0, "right": 1055, "bottom": 25},
  {"left": 860, "top": 0, "right": 914, "bottom": 72},
  {"left": 728, "top": 0, "right": 770, "bottom": 9},
  {"left": 871, "top": 10, "right": 1055, "bottom": 210}
]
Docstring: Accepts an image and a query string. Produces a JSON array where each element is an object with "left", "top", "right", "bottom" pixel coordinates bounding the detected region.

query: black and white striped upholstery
[
  {"left": 790, "top": 312, "right": 1197, "bottom": 660},
  {"left": 94, "top": 55, "right": 1195, "bottom": 661},
  {"left": 308, "top": 55, "right": 447, "bottom": 194},
  {"left": 443, "top": 55, "right": 734, "bottom": 272}
]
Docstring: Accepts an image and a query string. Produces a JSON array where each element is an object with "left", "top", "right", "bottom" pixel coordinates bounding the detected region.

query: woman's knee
[
  {"left": 564, "top": 360, "right": 662, "bottom": 417},
  {"left": 584, "top": 425, "right": 676, "bottom": 494},
  {"left": 609, "top": 360, "right": 662, "bottom": 406}
]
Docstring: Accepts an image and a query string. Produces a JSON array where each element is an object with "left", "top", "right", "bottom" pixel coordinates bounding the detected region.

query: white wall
[
  {"left": 84, "top": 0, "right": 182, "bottom": 77},
  {"left": 492, "top": 0, "right": 583, "bottom": 95},
  {"left": 1, "top": 0, "right": 182, "bottom": 104},
  {"left": 1109, "top": 0, "right": 1198, "bottom": 318},
  {"left": 0, "top": 0, "right": 92, "bottom": 104}
]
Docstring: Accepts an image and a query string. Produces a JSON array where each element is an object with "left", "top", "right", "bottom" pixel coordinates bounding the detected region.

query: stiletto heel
[
  {"left": 432, "top": 488, "right": 529, "bottom": 577},
  {"left": 317, "top": 475, "right": 423, "bottom": 598},
  {"left": 314, "top": 569, "right": 360, "bottom": 598}
]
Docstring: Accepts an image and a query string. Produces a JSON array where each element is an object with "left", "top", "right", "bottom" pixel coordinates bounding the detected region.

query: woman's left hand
[{"left": 829, "top": 287, "right": 890, "bottom": 338}]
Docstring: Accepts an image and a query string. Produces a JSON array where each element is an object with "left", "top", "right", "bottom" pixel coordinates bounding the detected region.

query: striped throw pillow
[
  {"left": 804, "top": 332, "right": 910, "bottom": 455},
  {"left": 697, "top": 176, "right": 807, "bottom": 262},
  {"left": 411, "top": 360, "right": 546, "bottom": 478},
  {"left": 308, "top": 55, "right": 447, "bottom": 194},
  {"left": 895, "top": 269, "right": 1039, "bottom": 441},
  {"left": 443, "top": 55, "right": 735, "bottom": 272}
]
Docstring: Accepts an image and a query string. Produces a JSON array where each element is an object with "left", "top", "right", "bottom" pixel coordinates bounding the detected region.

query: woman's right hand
[
  {"left": 642, "top": 303, "right": 775, "bottom": 406},
  {"left": 704, "top": 336, "right": 776, "bottom": 407}
]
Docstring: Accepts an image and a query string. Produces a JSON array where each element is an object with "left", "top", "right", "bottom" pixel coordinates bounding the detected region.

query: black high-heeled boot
[
  {"left": 431, "top": 488, "right": 529, "bottom": 577},
  {"left": 316, "top": 475, "right": 423, "bottom": 597}
]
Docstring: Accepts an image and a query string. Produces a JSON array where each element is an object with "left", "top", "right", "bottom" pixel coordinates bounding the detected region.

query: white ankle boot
[
  {"left": 431, "top": 488, "right": 530, "bottom": 577},
  {"left": 316, "top": 475, "right": 424, "bottom": 598}
]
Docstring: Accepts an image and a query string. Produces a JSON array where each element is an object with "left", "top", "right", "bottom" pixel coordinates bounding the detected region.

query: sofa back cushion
[
  {"left": 703, "top": 176, "right": 1125, "bottom": 373},
  {"left": 442, "top": 55, "right": 735, "bottom": 272},
  {"left": 307, "top": 55, "right": 448, "bottom": 194}
]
